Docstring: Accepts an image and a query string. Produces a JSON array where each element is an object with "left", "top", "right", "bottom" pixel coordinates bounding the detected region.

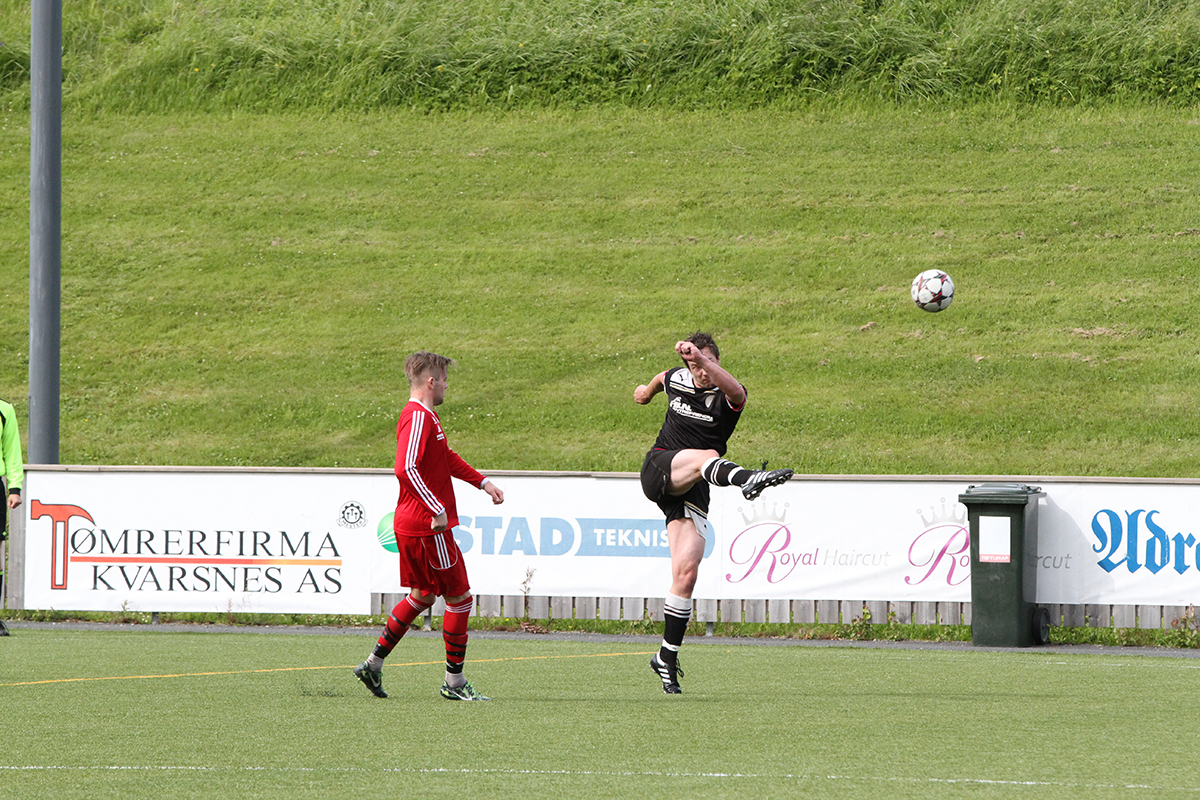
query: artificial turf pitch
[{"left": 3, "top": 626, "right": 1199, "bottom": 799}]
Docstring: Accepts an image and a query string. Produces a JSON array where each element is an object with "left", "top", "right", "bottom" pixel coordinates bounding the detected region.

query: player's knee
[
  {"left": 674, "top": 567, "right": 699, "bottom": 593},
  {"left": 684, "top": 449, "right": 719, "bottom": 471},
  {"left": 670, "top": 449, "right": 717, "bottom": 480}
]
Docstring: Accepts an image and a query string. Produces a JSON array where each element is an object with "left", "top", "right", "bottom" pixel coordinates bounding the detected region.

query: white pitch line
[{"left": 1, "top": 765, "right": 1195, "bottom": 791}]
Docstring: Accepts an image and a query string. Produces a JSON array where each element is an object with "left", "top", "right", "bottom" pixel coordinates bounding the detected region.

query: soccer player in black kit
[{"left": 635, "top": 332, "right": 793, "bottom": 693}]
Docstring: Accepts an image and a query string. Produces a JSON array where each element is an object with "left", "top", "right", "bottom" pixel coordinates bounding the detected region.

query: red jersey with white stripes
[{"left": 393, "top": 399, "right": 486, "bottom": 538}]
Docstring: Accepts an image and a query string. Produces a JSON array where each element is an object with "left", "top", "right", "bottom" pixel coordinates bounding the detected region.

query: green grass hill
[{"left": 0, "top": 3, "right": 1198, "bottom": 477}]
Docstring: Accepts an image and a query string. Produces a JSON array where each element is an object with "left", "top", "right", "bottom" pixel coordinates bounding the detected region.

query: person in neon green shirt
[{"left": 0, "top": 399, "right": 23, "bottom": 634}]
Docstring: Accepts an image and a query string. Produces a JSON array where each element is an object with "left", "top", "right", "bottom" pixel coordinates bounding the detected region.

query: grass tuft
[{"left": 4, "top": 0, "right": 1200, "bottom": 111}]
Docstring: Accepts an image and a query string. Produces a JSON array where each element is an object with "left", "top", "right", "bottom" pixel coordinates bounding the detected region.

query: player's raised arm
[
  {"left": 676, "top": 340, "right": 745, "bottom": 408},
  {"left": 634, "top": 370, "right": 667, "bottom": 405}
]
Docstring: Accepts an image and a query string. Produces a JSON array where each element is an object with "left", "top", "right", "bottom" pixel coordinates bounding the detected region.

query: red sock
[
  {"left": 374, "top": 595, "right": 431, "bottom": 658},
  {"left": 442, "top": 596, "right": 473, "bottom": 674}
]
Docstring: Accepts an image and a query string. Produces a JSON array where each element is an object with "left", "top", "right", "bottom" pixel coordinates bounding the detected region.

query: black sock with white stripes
[
  {"left": 659, "top": 593, "right": 693, "bottom": 666},
  {"left": 701, "top": 457, "right": 751, "bottom": 487}
]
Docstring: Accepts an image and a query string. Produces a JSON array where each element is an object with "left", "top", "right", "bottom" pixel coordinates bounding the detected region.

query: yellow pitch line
[{"left": 1, "top": 651, "right": 655, "bottom": 687}]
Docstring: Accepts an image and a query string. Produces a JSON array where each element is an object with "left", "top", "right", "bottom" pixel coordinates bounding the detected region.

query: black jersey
[{"left": 651, "top": 367, "right": 745, "bottom": 456}]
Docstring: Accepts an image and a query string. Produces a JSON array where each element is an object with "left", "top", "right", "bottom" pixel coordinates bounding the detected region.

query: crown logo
[
  {"left": 739, "top": 500, "right": 788, "bottom": 526},
  {"left": 918, "top": 498, "right": 967, "bottom": 527}
]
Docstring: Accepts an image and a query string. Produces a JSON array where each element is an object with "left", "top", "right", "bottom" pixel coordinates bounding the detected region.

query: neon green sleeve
[{"left": 0, "top": 400, "right": 24, "bottom": 493}]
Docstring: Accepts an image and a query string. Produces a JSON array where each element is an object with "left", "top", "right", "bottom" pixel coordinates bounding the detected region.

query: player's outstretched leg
[
  {"left": 701, "top": 457, "right": 793, "bottom": 500},
  {"left": 739, "top": 462, "right": 794, "bottom": 500}
]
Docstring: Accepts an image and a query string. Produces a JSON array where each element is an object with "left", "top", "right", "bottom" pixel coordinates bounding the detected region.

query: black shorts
[{"left": 640, "top": 449, "right": 710, "bottom": 525}]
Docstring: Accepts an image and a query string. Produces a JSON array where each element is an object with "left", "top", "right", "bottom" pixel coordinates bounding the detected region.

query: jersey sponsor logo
[{"left": 669, "top": 396, "right": 714, "bottom": 423}]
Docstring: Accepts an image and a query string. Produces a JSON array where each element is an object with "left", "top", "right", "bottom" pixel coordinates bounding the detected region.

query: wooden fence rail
[{"left": 371, "top": 594, "right": 1196, "bottom": 632}]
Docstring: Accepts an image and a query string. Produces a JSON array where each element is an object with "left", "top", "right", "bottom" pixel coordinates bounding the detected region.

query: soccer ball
[{"left": 910, "top": 269, "right": 954, "bottom": 312}]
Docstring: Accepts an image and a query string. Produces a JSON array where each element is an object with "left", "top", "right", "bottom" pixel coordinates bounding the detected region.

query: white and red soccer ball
[{"left": 910, "top": 269, "right": 954, "bottom": 312}]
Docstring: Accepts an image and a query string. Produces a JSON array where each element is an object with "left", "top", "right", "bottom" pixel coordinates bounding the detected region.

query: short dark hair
[
  {"left": 686, "top": 331, "right": 719, "bottom": 360},
  {"left": 404, "top": 351, "right": 454, "bottom": 386}
]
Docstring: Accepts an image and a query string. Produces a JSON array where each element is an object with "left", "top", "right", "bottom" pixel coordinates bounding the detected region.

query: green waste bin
[{"left": 958, "top": 483, "right": 1050, "bottom": 647}]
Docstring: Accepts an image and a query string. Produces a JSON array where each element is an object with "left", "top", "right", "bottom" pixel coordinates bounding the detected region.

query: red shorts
[{"left": 396, "top": 529, "right": 470, "bottom": 598}]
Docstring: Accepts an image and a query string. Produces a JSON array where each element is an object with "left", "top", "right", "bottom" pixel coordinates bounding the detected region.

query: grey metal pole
[{"left": 29, "top": 0, "right": 62, "bottom": 465}]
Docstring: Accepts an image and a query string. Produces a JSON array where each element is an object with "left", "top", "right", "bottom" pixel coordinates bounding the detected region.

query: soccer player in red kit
[{"left": 355, "top": 351, "right": 504, "bottom": 701}]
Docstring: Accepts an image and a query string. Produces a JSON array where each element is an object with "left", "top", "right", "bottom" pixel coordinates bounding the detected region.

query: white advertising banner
[
  {"left": 23, "top": 469, "right": 381, "bottom": 614},
  {"left": 21, "top": 468, "right": 1200, "bottom": 613}
]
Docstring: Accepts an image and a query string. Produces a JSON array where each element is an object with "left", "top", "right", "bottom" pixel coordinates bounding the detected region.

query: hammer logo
[{"left": 31, "top": 500, "right": 95, "bottom": 590}]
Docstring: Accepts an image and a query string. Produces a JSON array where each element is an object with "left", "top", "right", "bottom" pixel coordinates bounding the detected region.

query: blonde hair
[{"left": 404, "top": 351, "right": 454, "bottom": 387}]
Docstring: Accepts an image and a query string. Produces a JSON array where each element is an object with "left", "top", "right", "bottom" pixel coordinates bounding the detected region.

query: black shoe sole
[{"left": 742, "top": 470, "right": 794, "bottom": 500}]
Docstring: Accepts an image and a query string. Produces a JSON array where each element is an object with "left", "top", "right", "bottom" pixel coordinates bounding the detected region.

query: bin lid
[{"left": 957, "top": 482, "right": 1045, "bottom": 504}]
